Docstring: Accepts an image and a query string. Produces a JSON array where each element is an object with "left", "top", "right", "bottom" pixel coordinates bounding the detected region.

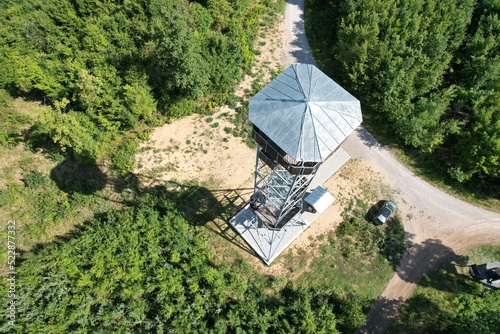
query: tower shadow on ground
[{"left": 135, "top": 177, "right": 258, "bottom": 258}]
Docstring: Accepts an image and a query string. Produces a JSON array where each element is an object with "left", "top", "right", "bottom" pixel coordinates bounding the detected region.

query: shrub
[
  {"left": 22, "top": 170, "right": 47, "bottom": 190},
  {"left": 111, "top": 137, "right": 138, "bottom": 175}
]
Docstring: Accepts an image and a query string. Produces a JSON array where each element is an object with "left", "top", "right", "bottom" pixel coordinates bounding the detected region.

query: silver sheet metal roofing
[{"left": 249, "top": 64, "right": 362, "bottom": 162}]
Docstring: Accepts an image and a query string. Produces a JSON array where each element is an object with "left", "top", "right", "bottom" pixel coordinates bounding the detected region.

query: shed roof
[{"left": 304, "top": 186, "right": 335, "bottom": 214}]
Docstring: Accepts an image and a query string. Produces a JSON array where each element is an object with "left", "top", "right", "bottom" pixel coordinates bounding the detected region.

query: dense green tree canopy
[
  {"left": 332, "top": 0, "right": 474, "bottom": 151},
  {"left": 450, "top": 0, "right": 500, "bottom": 181},
  {"left": 0, "top": 0, "right": 264, "bottom": 163},
  {"left": 0, "top": 187, "right": 365, "bottom": 333},
  {"left": 307, "top": 0, "right": 499, "bottom": 183}
]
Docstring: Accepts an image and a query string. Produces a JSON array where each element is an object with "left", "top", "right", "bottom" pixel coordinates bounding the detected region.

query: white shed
[{"left": 304, "top": 186, "right": 335, "bottom": 214}]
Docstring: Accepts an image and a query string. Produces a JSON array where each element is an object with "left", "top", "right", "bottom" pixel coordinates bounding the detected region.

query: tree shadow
[
  {"left": 357, "top": 296, "right": 405, "bottom": 334},
  {"left": 387, "top": 256, "right": 500, "bottom": 333},
  {"left": 50, "top": 157, "right": 107, "bottom": 195},
  {"left": 13, "top": 217, "right": 98, "bottom": 271},
  {"left": 183, "top": 184, "right": 258, "bottom": 257},
  {"left": 207, "top": 187, "right": 259, "bottom": 257},
  {"left": 355, "top": 127, "right": 384, "bottom": 150},
  {"left": 418, "top": 254, "right": 489, "bottom": 294},
  {"left": 24, "top": 123, "right": 109, "bottom": 196},
  {"left": 389, "top": 294, "right": 447, "bottom": 333},
  {"left": 358, "top": 236, "right": 461, "bottom": 333},
  {"left": 111, "top": 172, "right": 141, "bottom": 195},
  {"left": 396, "top": 237, "right": 456, "bottom": 285},
  {"left": 18, "top": 178, "right": 257, "bottom": 264},
  {"left": 383, "top": 215, "right": 406, "bottom": 270}
]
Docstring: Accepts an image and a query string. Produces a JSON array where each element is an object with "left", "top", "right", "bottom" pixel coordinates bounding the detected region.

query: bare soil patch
[
  {"left": 134, "top": 9, "right": 286, "bottom": 190},
  {"left": 135, "top": 108, "right": 255, "bottom": 190}
]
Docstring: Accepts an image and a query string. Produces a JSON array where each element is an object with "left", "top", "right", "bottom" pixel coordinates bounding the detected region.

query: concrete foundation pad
[
  {"left": 229, "top": 205, "right": 308, "bottom": 264},
  {"left": 228, "top": 148, "right": 350, "bottom": 265}
]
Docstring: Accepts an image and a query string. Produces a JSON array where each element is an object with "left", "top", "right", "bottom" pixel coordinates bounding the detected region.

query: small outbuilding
[{"left": 304, "top": 186, "right": 335, "bottom": 214}]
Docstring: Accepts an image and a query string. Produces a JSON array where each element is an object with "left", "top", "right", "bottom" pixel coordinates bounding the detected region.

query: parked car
[
  {"left": 372, "top": 200, "right": 397, "bottom": 225},
  {"left": 468, "top": 263, "right": 500, "bottom": 285}
]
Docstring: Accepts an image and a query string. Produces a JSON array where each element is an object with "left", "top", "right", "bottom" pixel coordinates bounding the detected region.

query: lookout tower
[{"left": 230, "top": 64, "right": 362, "bottom": 264}]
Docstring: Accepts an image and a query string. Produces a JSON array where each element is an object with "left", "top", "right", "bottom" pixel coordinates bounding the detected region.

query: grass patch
[
  {"left": 295, "top": 199, "right": 404, "bottom": 300},
  {"left": 0, "top": 161, "right": 114, "bottom": 277}
]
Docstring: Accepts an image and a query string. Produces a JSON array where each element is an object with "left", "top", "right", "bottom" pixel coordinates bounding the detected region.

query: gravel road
[{"left": 283, "top": 1, "right": 500, "bottom": 332}]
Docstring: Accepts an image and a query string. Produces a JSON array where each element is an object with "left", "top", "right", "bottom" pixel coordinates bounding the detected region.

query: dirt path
[
  {"left": 347, "top": 129, "right": 500, "bottom": 333},
  {"left": 283, "top": 1, "right": 500, "bottom": 333}
]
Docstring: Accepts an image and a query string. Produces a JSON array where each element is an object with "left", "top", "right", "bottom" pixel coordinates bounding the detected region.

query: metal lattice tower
[
  {"left": 248, "top": 64, "right": 362, "bottom": 229},
  {"left": 229, "top": 64, "right": 362, "bottom": 264},
  {"left": 250, "top": 127, "right": 320, "bottom": 228}
]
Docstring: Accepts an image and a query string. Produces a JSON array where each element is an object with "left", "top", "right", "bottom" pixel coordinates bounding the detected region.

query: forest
[
  {"left": 0, "top": 186, "right": 370, "bottom": 333},
  {"left": 306, "top": 0, "right": 499, "bottom": 195},
  {"left": 0, "top": 0, "right": 267, "bottom": 166}
]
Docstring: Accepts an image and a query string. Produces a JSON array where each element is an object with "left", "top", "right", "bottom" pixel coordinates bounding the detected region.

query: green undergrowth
[{"left": 295, "top": 199, "right": 405, "bottom": 301}]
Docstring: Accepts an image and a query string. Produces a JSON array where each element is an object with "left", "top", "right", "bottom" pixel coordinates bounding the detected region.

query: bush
[
  {"left": 22, "top": 170, "right": 47, "bottom": 190},
  {"left": 111, "top": 137, "right": 138, "bottom": 175}
]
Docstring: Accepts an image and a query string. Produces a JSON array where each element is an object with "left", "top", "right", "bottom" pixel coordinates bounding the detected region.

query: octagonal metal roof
[{"left": 249, "top": 64, "right": 362, "bottom": 162}]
